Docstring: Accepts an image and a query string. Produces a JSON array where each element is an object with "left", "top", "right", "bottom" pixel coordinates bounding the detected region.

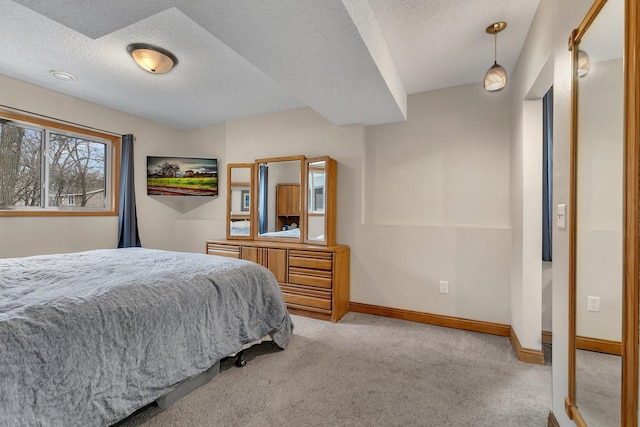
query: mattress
[{"left": 259, "top": 228, "right": 300, "bottom": 238}]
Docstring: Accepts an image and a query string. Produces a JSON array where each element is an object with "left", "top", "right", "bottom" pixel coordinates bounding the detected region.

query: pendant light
[
  {"left": 484, "top": 22, "right": 507, "bottom": 92},
  {"left": 577, "top": 50, "right": 590, "bottom": 77},
  {"left": 127, "top": 43, "right": 178, "bottom": 74}
]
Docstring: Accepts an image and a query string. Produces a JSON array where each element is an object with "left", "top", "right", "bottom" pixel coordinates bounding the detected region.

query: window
[
  {"left": 308, "top": 169, "right": 325, "bottom": 213},
  {"left": 0, "top": 111, "right": 120, "bottom": 216}
]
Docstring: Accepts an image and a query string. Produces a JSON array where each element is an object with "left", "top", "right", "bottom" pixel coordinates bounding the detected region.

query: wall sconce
[
  {"left": 127, "top": 43, "right": 178, "bottom": 74},
  {"left": 484, "top": 22, "right": 507, "bottom": 92},
  {"left": 577, "top": 50, "right": 590, "bottom": 77}
]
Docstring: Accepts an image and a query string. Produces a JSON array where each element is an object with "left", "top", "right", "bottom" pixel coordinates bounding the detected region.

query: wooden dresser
[{"left": 206, "top": 239, "right": 349, "bottom": 322}]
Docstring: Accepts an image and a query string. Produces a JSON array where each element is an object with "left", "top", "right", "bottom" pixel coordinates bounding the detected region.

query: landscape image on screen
[{"left": 146, "top": 156, "right": 218, "bottom": 196}]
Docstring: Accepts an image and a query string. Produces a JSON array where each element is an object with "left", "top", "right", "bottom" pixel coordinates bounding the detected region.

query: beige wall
[
  {"left": 0, "top": 3, "right": 601, "bottom": 422},
  {"left": 364, "top": 85, "right": 510, "bottom": 228},
  {"left": 218, "top": 85, "right": 513, "bottom": 325},
  {"left": 361, "top": 85, "right": 512, "bottom": 324},
  {"left": 151, "top": 126, "right": 227, "bottom": 252},
  {"left": 1, "top": 73, "right": 515, "bottom": 325},
  {"left": 221, "top": 107, "right": 365, "bottom": 250},
  {"left": 575, "top": 59, "right": 624, "bottom": 342},
  {"left": 0, "top": 75, "right": 222, "bottom": 257}
]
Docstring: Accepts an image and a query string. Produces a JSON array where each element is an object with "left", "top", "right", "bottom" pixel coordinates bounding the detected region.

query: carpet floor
[
  {"left": 116, "top": 312, "right": 551, "bottom": 427},
  {"left": 575, "top": 349, "right": 621, "bottom": 426}
]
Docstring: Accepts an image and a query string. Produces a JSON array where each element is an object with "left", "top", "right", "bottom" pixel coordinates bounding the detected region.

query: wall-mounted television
[{"left": 146, "top": 156, "right": 218, "bottom": 196}]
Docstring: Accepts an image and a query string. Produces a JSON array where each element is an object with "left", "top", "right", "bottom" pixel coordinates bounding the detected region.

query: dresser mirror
[
  {"left": 225, "top": 155, "right": 337, "bottom": 245},
  {"left": 226, "top": 163, "right": 253, "bottom": 239},
  {"left": 304, "top": 156, "right": 336, "bottom": 246},
  {"left": 566, "top": 0, "right": 639, "bottom": 424},
  {"left": 254, "top": 155, "right": 305, "bottom": 242}
]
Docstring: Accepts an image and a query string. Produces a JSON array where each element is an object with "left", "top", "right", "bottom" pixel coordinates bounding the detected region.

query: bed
[
  {"left": 259, "top": 228, "right": 300, "bottom": 238},
  {"left": 0, "top": 248, "right": 293, "bottom": 426},
  {"left": 230, "top": 219, "right": 251, "bottom": 236}
]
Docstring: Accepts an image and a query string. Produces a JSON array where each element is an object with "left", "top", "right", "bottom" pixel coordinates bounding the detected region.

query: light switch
[{"left": 557, "top": 204, "right": 566, "bottom": 229}]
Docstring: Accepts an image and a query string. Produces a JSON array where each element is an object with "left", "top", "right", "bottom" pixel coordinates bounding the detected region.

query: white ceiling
[{"left": 0, "top": 0, "right": 540, "bottom": 130}]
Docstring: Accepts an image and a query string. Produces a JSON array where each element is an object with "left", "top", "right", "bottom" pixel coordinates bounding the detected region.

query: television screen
[{"left": 146, "top": 156, "right": 218, "bottom": 196}]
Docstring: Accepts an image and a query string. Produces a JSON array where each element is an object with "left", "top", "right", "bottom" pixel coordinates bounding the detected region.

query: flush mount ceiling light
[
  {"left": 577, "top": 50, "right": 590, "bottom": 77},
  {"left": 484, "top": 22, "right": 507, "bottom": 92},
  {"left": 127, "top": 43, "right": 178, "bottom": 74},
  {"left": 50, "top": 70, "right": 76, "bottom": 81}
]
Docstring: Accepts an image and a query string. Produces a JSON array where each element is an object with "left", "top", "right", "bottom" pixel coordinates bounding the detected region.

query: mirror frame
[
  {"left": 303, "top": 156, "right": 337, "bottom": 246},
  {"left": 254, "top": 155, "right": 306, "bottom": 243},
  {"left": 226, "top": 163, "right": 254, "bottom": 240},
  {"left": 566, "top": 0, "right": 640, "bottom": 424}
]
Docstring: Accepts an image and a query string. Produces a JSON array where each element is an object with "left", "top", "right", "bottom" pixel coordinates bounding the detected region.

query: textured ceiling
[{"left": 1, "top": 0, "right": 540, "bottom": 130}]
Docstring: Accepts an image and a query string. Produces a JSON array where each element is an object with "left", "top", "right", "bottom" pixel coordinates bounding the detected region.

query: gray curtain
[
  {"left": 117, "top": 134, "right": 141, "bottom": 248},
  {"left": 258, "top": 163, "right": 268, "bottom": 234},
  {"left": 542, "top": 87, "right": 553, "bottom": 261}
]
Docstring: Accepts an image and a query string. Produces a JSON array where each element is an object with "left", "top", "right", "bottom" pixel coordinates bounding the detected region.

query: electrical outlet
[
  {"left": 439, "top": 281, "right": 449, "bottom": 294},
  {"left": 587, "top": 296, "right": 600, "bottom": 312}
]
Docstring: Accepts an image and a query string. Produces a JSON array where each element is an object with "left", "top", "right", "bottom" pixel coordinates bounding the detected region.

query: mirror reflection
[
  {"left": 574, "top": 0, "right": 624, "bottom": 424},
  {"left": 257, "top": 159, "right": 302, "bottom": 239},
  {"left": 307, "top": 160, "right": 326, "bottom": 242},
  {"left": 229, "top": 165, "right": 252, "bottom": 236}
]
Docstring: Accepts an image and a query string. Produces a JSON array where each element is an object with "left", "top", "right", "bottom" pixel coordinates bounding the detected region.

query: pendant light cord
[{"left": 494, "top": 29, "right": 498, "bottom": 65}]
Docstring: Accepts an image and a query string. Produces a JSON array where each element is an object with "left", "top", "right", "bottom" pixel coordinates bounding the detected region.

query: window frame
[{"left": 0, "top": 110, "right": 121, "bottom": 217}]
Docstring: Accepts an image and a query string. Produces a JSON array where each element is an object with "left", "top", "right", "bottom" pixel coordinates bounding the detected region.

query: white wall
[
  {"left": 542, "top": 261, "right": 553, "bottom": 332},
  {"left": 508, "top": 0, "right": 593, "bottom": 425},
  {"left": 517, "top": 98, "right": 544, "bottom": 351}
]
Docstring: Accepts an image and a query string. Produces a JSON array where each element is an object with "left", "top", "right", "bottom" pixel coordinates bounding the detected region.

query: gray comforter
[{"left": 0, "top": 248, "right": 293, "bottom": 426}]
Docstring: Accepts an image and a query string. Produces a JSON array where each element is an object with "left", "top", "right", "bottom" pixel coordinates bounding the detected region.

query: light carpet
[
  {"left": 575, "top": 349, "right": 621, "bottom": 426},
  {"left": 116, "top": 312, "right": 551, "bottom": 427}
]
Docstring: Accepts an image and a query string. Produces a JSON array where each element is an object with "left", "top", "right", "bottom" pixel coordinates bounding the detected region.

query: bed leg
[{"left": 235, "top": 351, "right": 246, "bottom": 367}]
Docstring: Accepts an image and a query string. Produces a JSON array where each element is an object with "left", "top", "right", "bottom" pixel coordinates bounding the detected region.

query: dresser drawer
[
  {"left": 288, "top": 250, "right": 333, "bottom": 271},
  {"left": 288, "top": 267, "right": 332, "bottom": 289},
  {"left": 280, "top": 284, "right": 331, "bottom": 311},
  {"left": 207, "top": 243, "right": 240, "bottom": 258}
]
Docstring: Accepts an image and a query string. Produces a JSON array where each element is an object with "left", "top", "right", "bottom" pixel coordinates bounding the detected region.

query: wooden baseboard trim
[
  {"left": 349, "top": 302, "right": 510, "bottom": 337},
  {"left": 543, "top": 331, "right": 621, "bottom": 356},
  {"left": 565, "top": 396, "right": 573, "bottom": 420},
  {"left": 576, "top": 335, "right": 622, "bottom": 356},
  {"left": 349, "top": 302, "right": 546, "bottom": 364},
  {"left": 511, "top": 328, "right": 545, "bottom": 365},
  {"left": 547, "top": 410, "right": 560, "bottom": 427},
  {"left": 565, "top": 396, "right": 587, "bottom": 427}
]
